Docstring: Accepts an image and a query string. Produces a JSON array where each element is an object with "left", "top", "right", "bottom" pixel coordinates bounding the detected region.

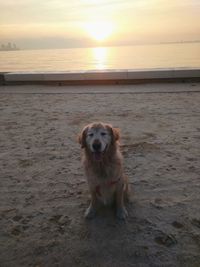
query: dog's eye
[
  {"left": 88, "top": 133, "right": 94, "bottom": 137},
  {"left": 101, "top": 132, "right": 107, "bottom": 136}
]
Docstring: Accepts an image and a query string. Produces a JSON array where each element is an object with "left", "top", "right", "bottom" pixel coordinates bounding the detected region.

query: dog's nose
[{"left": 92, "top": 142, "right": 101, "bottom": 151}]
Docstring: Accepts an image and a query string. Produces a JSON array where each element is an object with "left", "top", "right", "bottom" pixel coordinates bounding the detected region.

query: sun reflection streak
[{"left": 92, "top": 47, "right": 107, "bottom": 69}]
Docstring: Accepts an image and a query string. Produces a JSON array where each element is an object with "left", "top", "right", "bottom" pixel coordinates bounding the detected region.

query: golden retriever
[{"left": 78, "top": 122, "right": 129, "bottom": 219}]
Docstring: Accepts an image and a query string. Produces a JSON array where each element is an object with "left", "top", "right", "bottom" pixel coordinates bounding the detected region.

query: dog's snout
[{"left": 92, "top": 141, "right": 101, "bottom": 151}]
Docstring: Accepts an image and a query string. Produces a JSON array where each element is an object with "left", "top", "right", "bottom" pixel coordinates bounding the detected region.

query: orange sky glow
[{"left": 0, "top": 0, "right": 200, "bottom": 49}]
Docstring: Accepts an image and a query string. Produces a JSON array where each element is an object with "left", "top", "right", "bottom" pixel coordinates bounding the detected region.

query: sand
[{"left": 0, "top": 83, "right": 200, "bottom": 267}]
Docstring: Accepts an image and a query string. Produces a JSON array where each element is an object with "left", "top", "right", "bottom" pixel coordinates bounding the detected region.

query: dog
[{"left": 78, "top": 122, "right": 129, "bottom": 219}]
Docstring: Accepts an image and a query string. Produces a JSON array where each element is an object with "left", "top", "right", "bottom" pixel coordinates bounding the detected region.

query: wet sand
[{"left": 0, "top": 83, "right": 200, "bottom": 267}]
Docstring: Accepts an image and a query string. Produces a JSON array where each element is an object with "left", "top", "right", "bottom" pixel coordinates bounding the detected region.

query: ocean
[{"left": 0, "top": 43, "right": 199, "bottom": 72}]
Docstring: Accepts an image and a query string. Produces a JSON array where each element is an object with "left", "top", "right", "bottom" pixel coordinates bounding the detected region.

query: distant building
[{"left": 0, "top": 43, "right": 20, "bottom": 51}]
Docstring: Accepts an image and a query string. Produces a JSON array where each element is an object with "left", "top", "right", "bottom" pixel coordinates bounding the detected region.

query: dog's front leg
[
  {"left": 116, "top": 181, "right": 128, "bottom": 220},
  {"left": 85, "top": 191, "right": 98, "bottom": 219}
]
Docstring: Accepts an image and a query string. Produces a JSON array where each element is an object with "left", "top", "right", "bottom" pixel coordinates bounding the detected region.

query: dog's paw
[
  {"left": 84, "top": 205, "right": 96, "bottom": 219},
  {"left": 116, "top": 207, "right": 128, "bottom": 220}
]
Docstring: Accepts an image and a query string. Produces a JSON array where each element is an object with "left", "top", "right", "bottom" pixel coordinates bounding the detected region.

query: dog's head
[{"left": 78, "top": 122, "right": 120, "bottom": 161}]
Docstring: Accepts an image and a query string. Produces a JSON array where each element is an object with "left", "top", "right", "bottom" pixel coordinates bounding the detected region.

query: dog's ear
[
  {"left": 106, "top": 124, "right": 120, "bottom": 143},
  {"left": 112, "top": 127, "right": 120, "bottom": 142},
  {"left": 78, "top": 126, "right": 88, "bottom": 148}
]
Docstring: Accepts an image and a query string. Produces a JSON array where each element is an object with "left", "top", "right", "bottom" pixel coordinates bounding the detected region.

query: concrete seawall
[{"left": 0, "top": 68, "right": 200, "bottom": 85}]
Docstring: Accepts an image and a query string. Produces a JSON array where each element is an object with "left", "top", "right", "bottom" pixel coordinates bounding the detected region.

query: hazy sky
[{"left": 0, "top": 0, "right": 200, "bottom": 49}]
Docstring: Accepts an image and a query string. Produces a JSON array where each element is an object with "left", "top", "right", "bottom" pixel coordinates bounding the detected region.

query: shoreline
[{"left": 1, "top": 68, "right": 200, "bottom": 86}]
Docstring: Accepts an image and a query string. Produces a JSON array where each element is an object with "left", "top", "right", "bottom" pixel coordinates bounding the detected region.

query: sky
[{"left": 0, "top": 0, "right": 200, "bottom": 49}]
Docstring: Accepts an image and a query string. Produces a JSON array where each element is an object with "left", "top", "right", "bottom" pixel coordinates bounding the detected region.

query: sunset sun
[{"left": 84, "top": 21, "right": 114, "bottom": 42}]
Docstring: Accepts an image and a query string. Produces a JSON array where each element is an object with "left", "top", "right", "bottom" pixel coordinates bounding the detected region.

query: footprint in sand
[
  {"left": 121, "top": 141, "right": 159, "bottom": 156},
  {"left": 172, "top": 221, "right": 184, "bottom": 229},
  {"left": 18, "top": 159, "right": 33, "bottom": 168},
  {"left": 49, "top": 214, "right": 71, "bottom": 234},
  {"left": 191, "top": 218, "right": 200, "bottom": 229},
  {"left": 155, "top": 233, "right": 177, "bottom": 247},
  {"left": 10, "top": 226, "right": 21, "bottom": 236},
  {"left": 11, "top": 214, "right": 31, "bottom": 231},
  {"left": 12, "top": 215, "right": 23, "bottom": 222},
  {"left": 49, "top": 214, "right": 63, "bottom": 223},
  {"left": 49, "top": 215, "right": 71, "bottom": 226}
]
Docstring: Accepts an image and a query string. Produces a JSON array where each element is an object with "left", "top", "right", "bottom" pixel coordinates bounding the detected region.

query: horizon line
[{"left": 1, "top": 39, "right": 200, "bottom": 51}]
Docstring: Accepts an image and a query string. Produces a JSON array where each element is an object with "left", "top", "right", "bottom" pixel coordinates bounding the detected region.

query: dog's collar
[{"left": 95, "top": 178, "right": 120, "bottom": 197}]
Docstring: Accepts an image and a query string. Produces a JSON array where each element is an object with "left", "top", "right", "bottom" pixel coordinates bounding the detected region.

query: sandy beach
[{"left": 0, "top": 82, "right": 200, "bottom": 267}]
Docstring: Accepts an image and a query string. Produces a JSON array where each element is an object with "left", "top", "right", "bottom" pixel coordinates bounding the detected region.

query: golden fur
[{"left": 78, "top": 122, "right": 129, "bottom": 219}]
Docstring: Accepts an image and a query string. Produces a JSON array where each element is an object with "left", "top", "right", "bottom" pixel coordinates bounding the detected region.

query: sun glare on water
[
  {"left": 85, "top": 21, "right": 114, "bottom": 42},
  {"left": 92, "top": 47, "right": 107, "bottom": 69}
]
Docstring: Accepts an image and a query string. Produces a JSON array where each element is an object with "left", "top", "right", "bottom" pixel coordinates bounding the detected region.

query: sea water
[{"left": 0, "top": 43, "right": 199, "bottom": 72}]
